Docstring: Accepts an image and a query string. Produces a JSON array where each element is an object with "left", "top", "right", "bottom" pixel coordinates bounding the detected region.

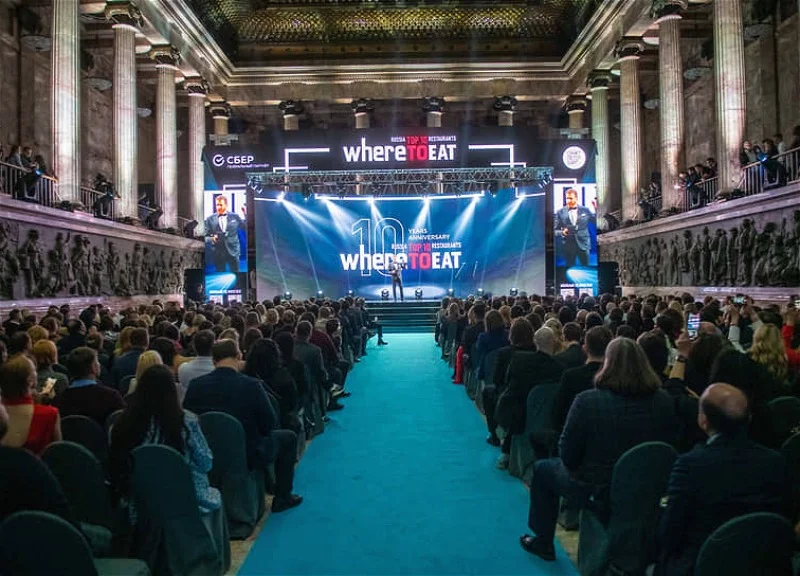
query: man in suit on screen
[
  {"left": 554, "top": 188, "right": 595, "bottom": 268},
  {"left": 205, "top": 195, "right": 244, "bottom": 273}
]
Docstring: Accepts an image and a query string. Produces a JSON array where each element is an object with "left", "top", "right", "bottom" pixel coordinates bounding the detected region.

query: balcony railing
[
  {"left": 80, "top": 186, "right": 115, "bottom": 220},
  {"left": 0, "top": 161, "right": 60, "bottom": 207}
]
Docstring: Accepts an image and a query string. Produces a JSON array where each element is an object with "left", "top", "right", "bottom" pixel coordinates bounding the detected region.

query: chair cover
[
  {"left": 694, "top": 512, "right": 794, "bottom": 576},
  {"left": 768, "top": 396, "right": 800, "bottom": 447},
  {"left": 443, "top": 322, "right": 458, "bottom": 360},
  {"left": 0, "top": 511, "right": 150, "bottom": 576},
  {"left": 577, "top": 441, "right": 677, "bottom": 576},
  {"left": 131, "top": 445, "right": 230, "bottom": 575},
  {"left": 119, "top": 375, "right": 135, "bottom": 396},
  {"left": 781, "top": 432, "right": 800, "bottom": 521},
  {"left": 105, "top": 409, "right": 124, "bottom": 439},
  {"left": 465, "top": 344, "right": 479, "bottom": 399},
  {"left": 508, "top": 382, "right": 559, "bottom": 484},
  {"left": 61, "top": 415, "right": 109, "bottom": 467},
  {"left": 199, "top": 412, "right": 266, "bottom": 539}
]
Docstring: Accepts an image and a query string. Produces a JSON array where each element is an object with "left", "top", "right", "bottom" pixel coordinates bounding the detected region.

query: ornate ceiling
[{"left": 186, "top": 0, "right": 601, "bottom": 63}]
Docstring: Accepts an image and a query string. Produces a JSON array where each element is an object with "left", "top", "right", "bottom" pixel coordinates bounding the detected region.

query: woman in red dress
[{"left": 0, "top": 354, "right": 61, "bottom": 455}]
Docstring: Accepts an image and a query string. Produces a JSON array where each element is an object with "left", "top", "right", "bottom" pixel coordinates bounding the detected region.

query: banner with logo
[{"left": 553, "top": 182, "right": 598, "bottom": 297}]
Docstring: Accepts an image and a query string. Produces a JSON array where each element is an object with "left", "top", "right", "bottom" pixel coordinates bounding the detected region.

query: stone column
[
  {"left": 714, "top": 0, "right": 747, "bottom": 192},
  {"left": 654, "top": 1, "right": 687, "bottom": 210},
  {"left": 352, "top": 98, "right": 373, "bottom": 129},
  {"left": 589, "top": 72, "right": 613, "bottom": 224},
  {"left": 566, "top": 95, "right": 588, "bottom": 131},
  {"left": 185, "top": 78, "right": 207, "bottom": 235},
  {"left": 209, "top": 102, "right": 231, "bottom": 138},
  {"left": 51, "top": 0, "right": 81, "bottom": 203},
  {"left": 152, "top": 46, "right": 180, "bottom": 229},
  {"left": 424, "top": 97, "right": 445, "bottom": 128},
  {"left": 280, "top": 100, "right": 303, "bottom": 131},
  {"left": 494, "top": 96, "right": 517, "bottom": 127},
  {"left": 106, "top": 2, "right": 142, "bottom": 219},
  {"left": 616, "top": 39, "right": 645, "bottom": 222}
]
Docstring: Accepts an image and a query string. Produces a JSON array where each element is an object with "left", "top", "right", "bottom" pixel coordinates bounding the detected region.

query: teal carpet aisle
[{"left": 240, "top": 334, "right": 578, "bottom": 575}]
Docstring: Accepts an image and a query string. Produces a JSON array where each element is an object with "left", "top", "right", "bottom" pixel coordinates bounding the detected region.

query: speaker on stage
[
  {"left": 597, "top": 261, "right": 620, "bottom": 296},
  {"left": 183, "top": 268, "right": 205, "bottom": 305}
]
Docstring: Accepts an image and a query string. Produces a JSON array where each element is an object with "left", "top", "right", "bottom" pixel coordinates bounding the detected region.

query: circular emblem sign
[
  {"left": 562, "top": 146, "right": 587, "bottom": 170},
  {"left": 212, "top": 154, "right": 225, "bottom": 167}
]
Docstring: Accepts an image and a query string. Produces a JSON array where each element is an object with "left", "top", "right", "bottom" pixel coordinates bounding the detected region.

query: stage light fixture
[
  {"left": 283, "top": 291, "right": 292, "bottom": 301},
  {"left": 316, "top": 290, "right": 324, "bottom": 299},
  {"left": 477, "top": 288, "right": 485, "bottom": 298},
  {"left": 487, "top": 181, "right": 499, "bottom": 197},
  {"left": 381, "top": 289, "right": 390, "bottom": 300},
  {"left": 347, "top": 289, "right": 354, "bottom": 297},
  {"left": 509, "top": 287, "right": 519, "bottom": 297},
  {"left": 447, "top": 288, "right": 455, "bottom": 297},
  {"left": 415, "top": 288, "right": 423, "bottom": 300}
]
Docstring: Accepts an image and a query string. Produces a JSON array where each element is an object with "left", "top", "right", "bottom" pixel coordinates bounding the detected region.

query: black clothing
[
  {"left": 552, "top": 361, "right": 602, "bottom": 433},
  {"left": 554, "top": 344, "right": 585, "bottom": 371}
]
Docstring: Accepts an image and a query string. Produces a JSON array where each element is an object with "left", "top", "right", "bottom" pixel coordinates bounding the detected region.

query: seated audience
[
  {"left": 111, "top": 327, "right": 149, "bottom": 390},
  {"left": 554, "top": 322, "right": 585, "bottom": 370},
  {"left": 274, "top": 332, "right": 308, "bottom": 399},
  {"left": 0, "top": 355, "right": 61, "bottom": 455},
  {"left": 657, "top": 383, "right": 789, "bottom": 575},
  {"left": 520, "top": 337, "right": 677, "bottom": 561},
  {"left": 183, "top": 339, "right": 303, "bottom": 513},
  {"left": 177, "top": 329, "right": 216, "bottom": 397},
  {"left": 32, "top": 339, "right": 69, "bottom": 402},
  {"left": 126, "top": 350, "right": 163, "bottom": 397},
  {"left": 110, "top": 364, "right": 220, "bottom": 518},
  {"left": 474, "top": 310, "right": 509, "bottom": 380},
  {"left": 53, "top": 347, "right": 126, "bottom": 427},
  {"left": 244, "top": 338, "right": 300, "bottom": 430}
]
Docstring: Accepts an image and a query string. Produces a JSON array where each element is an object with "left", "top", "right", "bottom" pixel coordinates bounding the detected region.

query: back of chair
[
  {"left": 131, "top": 445, "right": 201, "bottom": 523},
  {"left": 105, "top": 409, "right": 124, "bottom": 435},
  {"left": 0, "top": 511, "right": 98, "bottom": 575},
  {"left": 606, "top": 441, "right": 678, "bottom": 573},
  {"left": 42, "top": 441, "right": 113, "bottom": 529},
  {"left": 119, "top": 375, "right": 134, "bottom": 396},
  {"left": 483, "top": 349, "right": 501, "bottom": 384},
  {"left": 199, "top": 412, "right": 249, "bottom": 487},
  {"left": 525, "top": 382, "right": 560, "bottom": 456},
  {"left": 781, "top": 432, "right": 800, "bottom": 521},
  {"left": 694, "top": 512, "right": 794, "bottom": 576},
  {"left": 61, "top": 415, "right": 109, "bottom": 465},
  {"left": 768, "top": 396, "right": 800, "bottom": 447}
]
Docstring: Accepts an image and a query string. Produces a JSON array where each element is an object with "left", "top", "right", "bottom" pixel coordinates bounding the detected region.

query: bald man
[{"left": 657, "top": 383, "right": 789, "bottom": 576}]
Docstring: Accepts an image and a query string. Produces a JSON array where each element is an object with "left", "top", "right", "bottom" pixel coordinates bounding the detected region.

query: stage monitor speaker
[
  {"left": 598, "top": 261, "right": 620, "bottom": 296},
  {"left": 183, "top": 268, "right": 204, "bottom": 304}
]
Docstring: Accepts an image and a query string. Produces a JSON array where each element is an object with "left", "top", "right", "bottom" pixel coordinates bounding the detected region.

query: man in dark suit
[
  {"left": 110, "top": 327, "right": 148, "bottom": 391},
  {"left": 554, "top": 188, "right": 594, "bottom": 267},
  {"left": 53, "top": 347, "right": 126, "bottom": 427},
  {"left": 554, "top": 322, "right": 585, "bottom": 370},
  {"left": 387, "top": 259, "right": 405, "bottom": 302},
  {"left": 183, "top": 338, "right": 302, "bottom": 513},
  {"left": 294, "top": 321, "right": 339, "bottom": 411},
  {"left": 204, "top": 195, "right": 244, "bottom": 274},
  {"left": 553, "top": 326, "right": 612, "bottom": 433},
  {"left": 658, "top": 383, "right": 789, "bottom": 576}
]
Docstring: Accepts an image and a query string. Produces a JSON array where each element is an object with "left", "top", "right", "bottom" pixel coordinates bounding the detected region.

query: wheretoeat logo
[{"left": 342, "top": 135, "right": 457, "bottom": 164}]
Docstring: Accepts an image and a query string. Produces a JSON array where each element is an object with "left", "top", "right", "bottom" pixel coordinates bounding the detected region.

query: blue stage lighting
[
  {"left": 509, "top": 287, "right": 519, "bottom": 297},
  {"left": 477, "top": 288, "right": 485, "bottom": 298},
  {"left": 415, "top": 288, "right": 423, "bottom": 300},
  {"left": 283, "top": 291, "right": 292, "bottom": 301},
  {"left": 447, "top": 288, "right": 455, "bottom": 297},
  {"left": 316, "top": 290, "right": 324, "bottom": 299},
  {"left": 381, "top": 289, "right": 390, "bottom": 300},
  {"left": 347, "top": 289, "right": 355, "bottom": 297}
]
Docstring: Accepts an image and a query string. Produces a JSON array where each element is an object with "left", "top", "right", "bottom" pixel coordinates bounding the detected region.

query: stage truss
[{"left": 246, "top": 167, "right": 553, "bottom": 197}]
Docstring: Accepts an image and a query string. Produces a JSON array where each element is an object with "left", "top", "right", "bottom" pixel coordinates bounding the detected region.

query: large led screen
[
  {"left": 553, "top": 182, "right": 598, "bottom": 297},
  {"left": 203, "top": 189, "right": 248, "bottom": 303},
  {"left": 254, "top": 190, "right": 545, "bottom": 300}
]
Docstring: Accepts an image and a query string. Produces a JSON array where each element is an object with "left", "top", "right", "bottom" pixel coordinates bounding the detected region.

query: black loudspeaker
[
  {"left": 183, "top": 268, "right": 205, "bottom": 305},
  {"left": 598, "top": 261, "right": 620, "bottom": 295}
]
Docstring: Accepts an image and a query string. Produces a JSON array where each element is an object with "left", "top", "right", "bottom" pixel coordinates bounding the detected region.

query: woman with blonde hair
[
  {"left": 499, "top": 305, "right": 512, "bottom": 328},
  {"left": 544, "top": 318, "right": 565, "bottom": 354},
  {"left": 126, "top": 350, "right": 163, "bottom": 396},
  {"left": 32, "top": 340, "right": 69, "bottom": 401},
  {"left": 749, "top": 323, "right": 789, "bottom": 385},
  {"left": 27, "top": 325, "right": 49, "bottom": 345},
  {"left": 115, "top": 326, "right": 135, "bottom": 358}
]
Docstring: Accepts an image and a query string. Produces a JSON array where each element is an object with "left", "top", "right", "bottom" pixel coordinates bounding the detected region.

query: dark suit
[
  {"left": 552, "top": 361, "right": 602, "bottom": 433},
  {"left": 499, "top": 351, "right": 564, "bottom": 435},
  {"left": 461, "top": 321, "right": 485, "bottom": 368},
  {"left": 294, "top": 340, "right": 329, "bottom": 393},
  {"left": 555, "top": 205, "right": 594, "bottom": 267},
  {"left": 529, "top": 388, "right": 677, "bottom": 543},
  {"left": 554, "top": 343, "right": 585, "bottom": 371},
  {"left": 183, "top": 367, "right": 297, "bottom": 498},
  {"left": 204, "top": 211, "right": 245, "bottom": 273},
  {"left": 657, "top": 432, "right": 789, "bottom": 576},
  {"left": 110, "top": 347, "right": 145, "bottom": 391}
]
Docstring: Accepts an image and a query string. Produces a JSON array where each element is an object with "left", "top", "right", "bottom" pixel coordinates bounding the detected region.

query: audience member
[
  {"left": 554, "top": 322, "right": 584, "bottom": 369},
  {"left": 111, "top": 327, "right": 149, "bottom": 390},
  {"left": 177, "top": 329, "right": 216, "bottom": 397},
  {"left": 53, "top": 347, "right": 125, "bottom": 427},
  {"left": 126, "top": 350, "right": 163, "bottom": 397},
  {"left": 32, "top": 339, "right": 69, "bottom": 402}
]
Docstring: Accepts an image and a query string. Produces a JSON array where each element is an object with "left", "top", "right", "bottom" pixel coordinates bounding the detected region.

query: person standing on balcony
[{"left": 5, "top": 146, "right": 23, "bottom": 168}]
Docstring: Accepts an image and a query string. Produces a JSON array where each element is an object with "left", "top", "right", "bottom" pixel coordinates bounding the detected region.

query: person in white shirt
[{"left": 178, "top": 330, "right": 217, "bottom": 398}]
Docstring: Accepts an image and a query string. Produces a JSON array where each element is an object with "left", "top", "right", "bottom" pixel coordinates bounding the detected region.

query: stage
[{"left": 363, "top": 299, "right": 440, "bottom": 333}]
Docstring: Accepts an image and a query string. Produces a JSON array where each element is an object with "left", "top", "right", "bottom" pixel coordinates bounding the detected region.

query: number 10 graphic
[{"left": 352, "top": 218, "right": 405, "bottom": 277}]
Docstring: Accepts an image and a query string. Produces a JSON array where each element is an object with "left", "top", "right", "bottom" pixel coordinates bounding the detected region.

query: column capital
[
  {"left": 105, "top": 1, "right": 143, "bottom": 29},
  {"left": 615, "top": 37, "right": 646, "bottom": 62},
  {"left": 183, "top": 77, "right": 209, "bottom": 98},
  {"left": 566, "top": 95, "right": 589, "bottom": 113},
  {"left": 209, "top": 101, "right": 231, "bottom": 119},
  {"left": 150, "top": 45, "right": 181, "bottom": 69},
  {"left": 588, "top": 71, "right": 613, "bottom": 91},
  {"left": 493, "top": 95, "right": 518, "bottom": 113},
  {"left": 351, "top": 98, "right": 374, "bottom": 115},
  {"left": 279, "top": 100, "right": 304, "bottom": 116},
  {"left": 651, "top": 0, "right": 687, "bottom": 22},
  {"left": 422, "top": 96, "right": 445, "bottom": 113}
]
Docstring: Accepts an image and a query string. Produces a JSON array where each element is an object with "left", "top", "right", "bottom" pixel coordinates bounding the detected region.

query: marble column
[
  {"left": 280, "top": 100, "right": 303, "bottom": 131},
  {"left": 152, "top": 46, "right": 180, "bottom": 229},
  {"left": 494, "top": 96, "right": 517, "bottom": 127},
  {"left": 566, "top": 95, "right": 588, "bottom": 131},
  {"left": 424, "top": 97, "right": 445, "bottom": 128},
  {"left": 185, "top": 78, "right": 207, "bottom": 235},
  {"left": 51, "top": 0, "right": 81, "bottom": 203},
  {"left": 106, "top": 2, "right": 141, "bottom": 219},
  {"left": 654, "top": 1, "right": 687, "bottom": 210},
  {"left": 589, "top": 72, "right": 613, "bottom": 225},
  {"left": 209, "top": 102, "right": 231, "bottom": 138},
  {"left": 714, "top": 0, "right": 747, "bottom": 192},
  {"left": 352, "top": 98, "right": 373, "bottom": 129},
  {"left": 616, "top": 39, "right": 645, "bottom": 222}
]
